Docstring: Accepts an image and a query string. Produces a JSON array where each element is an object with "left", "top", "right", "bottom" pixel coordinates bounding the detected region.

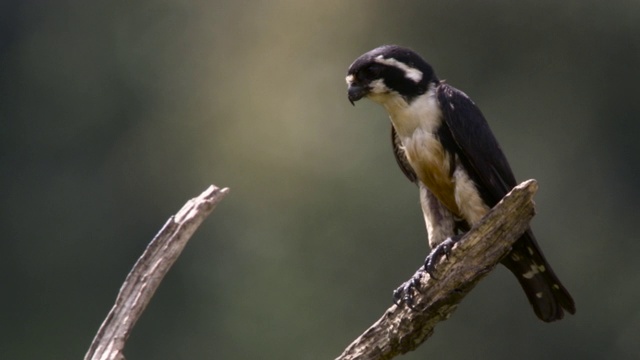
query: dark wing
[
  {"left": 438, "top": 83, "right": 576, "bottom": 321},
  {"left": 391, "top": 125, "right": 418, "bottom": 184},
  {"left": 436, "top": 83, "right": 517, "bottom": 205}
]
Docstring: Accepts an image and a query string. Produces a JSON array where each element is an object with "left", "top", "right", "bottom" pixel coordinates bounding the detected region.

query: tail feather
[{"left": 501, "top": 229, "right": 575, "bottom": 322}]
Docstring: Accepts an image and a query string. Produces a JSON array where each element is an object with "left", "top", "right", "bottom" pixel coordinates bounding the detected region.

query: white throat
[{"left": 381, "top": 84, "right": 441, "bottom": 139}]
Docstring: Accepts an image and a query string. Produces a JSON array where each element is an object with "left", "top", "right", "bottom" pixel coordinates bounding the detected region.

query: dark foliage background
[{"left": 1, "top": 1, "right": 639, "bottom": 359}]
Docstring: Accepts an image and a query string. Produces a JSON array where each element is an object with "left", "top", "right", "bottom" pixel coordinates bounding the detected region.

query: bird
[{"left": 345, "top": 45, "right": 575, "bottom": 322}]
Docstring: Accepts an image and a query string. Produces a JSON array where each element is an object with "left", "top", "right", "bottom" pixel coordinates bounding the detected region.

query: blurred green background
[{"left": 2, "top": 1, "right": 639, "bottom": 359}]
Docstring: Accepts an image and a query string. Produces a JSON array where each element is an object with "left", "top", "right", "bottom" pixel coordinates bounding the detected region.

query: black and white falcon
[{"left": 346, "top": 45, "right": 575, "bottom": 322}]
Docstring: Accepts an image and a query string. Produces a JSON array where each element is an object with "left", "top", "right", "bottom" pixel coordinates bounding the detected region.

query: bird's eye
[{"left": 358, "top": 65, "right": 382, "bottom": 80}]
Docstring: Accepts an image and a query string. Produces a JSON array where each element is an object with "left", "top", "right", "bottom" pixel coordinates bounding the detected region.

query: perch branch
[
  {"left": 84, "top": 185, "right": 229, "bottom": 360},
  {"left": 336, "top": 179, "right": 538, "bottom": 360}
]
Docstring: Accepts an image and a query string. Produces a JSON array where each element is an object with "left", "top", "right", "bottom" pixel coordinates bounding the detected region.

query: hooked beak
[{"left": 348, "top": 84, "right": 368, "bottom": 105}]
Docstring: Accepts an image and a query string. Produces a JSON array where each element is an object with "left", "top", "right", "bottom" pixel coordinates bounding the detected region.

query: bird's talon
[
  {"left": 423, "top": 236, "right": 459, "bottom": 276},
  {"left": 393, "top": 272, "right": 425, "bottom": 309}
]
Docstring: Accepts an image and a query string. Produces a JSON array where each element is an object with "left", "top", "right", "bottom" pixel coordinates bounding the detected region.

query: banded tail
[{"left": 501, "top": 229, "right": 576, "bottom": 322}]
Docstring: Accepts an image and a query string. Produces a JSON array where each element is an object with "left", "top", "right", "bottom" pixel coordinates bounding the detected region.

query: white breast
[
  {"left": 386, "top": 86, "right": 446, "bottom": 177},
  {"left": 381, "top": 87, "right": 460, "bottom": 214},
  {"left": 382, "top": 85, "right": 490, "bottom": 223}
]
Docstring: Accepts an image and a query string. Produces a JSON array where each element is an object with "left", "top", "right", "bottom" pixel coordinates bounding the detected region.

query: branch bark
[
  {"left": 84, "top": 185, "right": 229, "bottom": 360},
  {"left": 336, "top": 179, "right": 538, "bottom": 360}
]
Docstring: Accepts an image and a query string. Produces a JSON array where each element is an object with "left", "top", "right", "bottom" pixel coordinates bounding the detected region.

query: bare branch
[
  {"left": 85, "top": 185, "right": 229, "bottom": 360},
  {"left": 336, "top": 179, "right": 538, "bottom": 360}
]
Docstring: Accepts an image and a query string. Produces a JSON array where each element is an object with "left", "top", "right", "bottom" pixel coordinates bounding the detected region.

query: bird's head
[{"left": 346, "top": 45, "right": 437, "bottom": 107}]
